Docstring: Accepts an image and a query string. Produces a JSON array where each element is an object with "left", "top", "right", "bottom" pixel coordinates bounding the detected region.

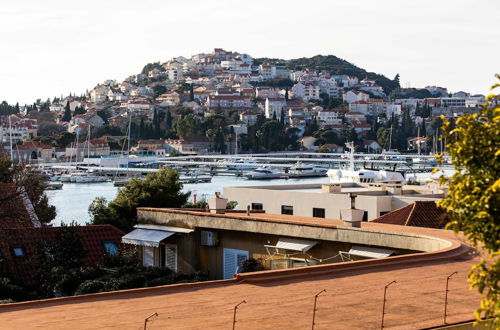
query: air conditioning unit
[{"left": 201, "top": 230, "right": 218, "bottom": 246}]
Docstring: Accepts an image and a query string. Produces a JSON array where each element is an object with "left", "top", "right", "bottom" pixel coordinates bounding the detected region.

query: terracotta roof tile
[
  {"left": 0, "top": 225, "right": 124, "bottom": 286},
  {"left": 371, "top": 201, "right": 448, "bottom": 228}
]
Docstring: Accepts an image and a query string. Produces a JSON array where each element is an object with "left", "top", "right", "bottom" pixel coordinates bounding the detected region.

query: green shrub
[{"left": 74, "top": 279, "right": 106, "bottom": 295}]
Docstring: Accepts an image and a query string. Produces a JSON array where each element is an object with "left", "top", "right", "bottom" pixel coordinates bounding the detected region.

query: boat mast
[
  {"left": 417, "top": 126, "right": 421, "bottom": 156},
  {"left": 235, "top": 132, "right": 238, "bottom": 156},
  {"left": 8, "top": 115, "right": 13, "bottom": 161},
  {"left": 388, "top": 124, "right": 393, "bottom": 150},
  {"left": 87, "top": 124, "right": 91, "bottom": 167},
  {"left": 71, "top": 131, "right": 79, "bottom": 167},
  {"left": 126, "top": 112, "right": 132, "bottom": 174},
  {"left": 346, "top": 141, "right": 355, "bottom": 171}
]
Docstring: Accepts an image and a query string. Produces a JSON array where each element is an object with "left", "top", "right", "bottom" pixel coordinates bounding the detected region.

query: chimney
[
  {"left": 208, "top": 192, "right": 228, "bottom": 214},
  {"left": 340, "top": 193, "right": 364, "bottom": 228},
  {"left": 322, "top": 183, "right": 341, "bottom": 193}
]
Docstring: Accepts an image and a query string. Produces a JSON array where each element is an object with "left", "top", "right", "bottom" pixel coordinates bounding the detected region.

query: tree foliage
[
  {"left": 255, "top": 55, "right": 399, "bottom": 94},
  {"left": 89, "top": 167, "right": 190, "bottom": 232},
  {"left": 0, "top": 156, "right": 56, "bottom": 225},
  {"left": 141, "top": 62, "right": 162, "bottom": 75},
  {"left": 437, "top": 75, "right": 500, "bottom": 324},
  {"left": 0, "top": 101, "right": 20, "bottom": 115},
  {"left": 61, "top": 102, "right": 72, "bottom": 122}
]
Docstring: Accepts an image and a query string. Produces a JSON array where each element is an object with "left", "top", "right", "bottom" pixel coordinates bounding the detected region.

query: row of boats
[
  {"left": 242, "top": 144, "right": 406, "bottom": 183},
  {"left": 45, "top": 169, "right": 214, "bottom": 186},
  {"left": 41, "top": 142, "right": 442, "bottom": 185},
  {"left": 243, "top": 163, "right": 327, "bottom": 180}
]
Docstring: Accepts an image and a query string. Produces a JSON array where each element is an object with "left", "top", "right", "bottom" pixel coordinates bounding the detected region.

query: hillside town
[
  {"left": 0, "top": 48, "right": 484, "bottom": 161},
  {"left": 1, "top": 0, "right": 499, "bottom": 325},
  {"left": 0, "top": 45, "right": 497, "bottom": 330}
]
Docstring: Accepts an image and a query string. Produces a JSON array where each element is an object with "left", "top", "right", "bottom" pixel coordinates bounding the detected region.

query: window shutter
[
  {"left": 223, "top": 249, "right": 236, "bottom": 280},
  {"left": 165, "top": 244, "right": 177, "bottom": 272},
  {"left": 143, "top": 246, "right": 154, "bottom": 267},
  {"left": 223, "top": 249, "right": 249, "bottom": 279}
]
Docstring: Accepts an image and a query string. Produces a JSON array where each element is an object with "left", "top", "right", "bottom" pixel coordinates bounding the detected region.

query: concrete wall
[
  {"left": 136, "top": 210, "right": 428, "bottom": 280},
  {"left": 223, "top": 186, "right": 393, "bottom": 220},
  {"left": 138, "top": 209, "right": 452, "bottom": 254},
  {"left": 224, "top": 185, "right": 441, "bottom": 221}
]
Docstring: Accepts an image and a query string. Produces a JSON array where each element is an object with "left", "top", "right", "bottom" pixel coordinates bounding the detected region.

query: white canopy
[
  {"left": 122, "top": 229, "right": 174, "bottom": 247},
  {"left": 266, "top": 237, "right": 317, "bottom": 253},
  {"left": 122, "top": 225, "right": 193, "bottom": 247},
  {"left": 347, "top": 245, "right": 394, "bottom": 259}
]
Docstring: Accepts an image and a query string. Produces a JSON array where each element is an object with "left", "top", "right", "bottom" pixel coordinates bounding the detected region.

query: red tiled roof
[
  {"left": 0, "top": 225, "right": 124, "bottom": 286},
  {"left": 209, "top": 95, "right": 250, "bottom": 100},
  {"left": 371, "top": 201, "right": 448, "bottom": 228},
  {"left": 137, "top": 139, "right": 164, "bottom": 145},
  {"left": 17, "top": 141, "right": 52, "bottom": 150}
]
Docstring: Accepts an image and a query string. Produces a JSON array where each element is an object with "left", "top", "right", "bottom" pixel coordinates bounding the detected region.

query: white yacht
[
  {"left": 226, "top": 158, "right": 258, "bottom": 171},
  {"left": 244, "top": 166, "right": 283, "bottom": 180},
  {"left": 286, "top": 163, "right": 327, "bottom": 178},
  {"left": 327, "top": 143, "right": 406, "bottom": 184},
  {"left": 60, "top": 171, "right": 109, "bottom": 183},
  {"left": 381, "top": 149, "right": 406, "bottom": 161}
]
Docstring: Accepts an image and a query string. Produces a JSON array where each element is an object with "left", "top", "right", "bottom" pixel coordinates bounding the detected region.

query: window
[
  {"left": 313, "top": 208, "right": 325, "bottom": 218},
  {"left": 251, "top": 203, "right": 263, "bottom": 210},
  {"left": 164, "top": 244, "right": 177, "bottom": 272},
  {"left": 103, "top": 241, "right": 118, "bottom": 255},
  {"left": 281, "top": 205, "right": 293, "bottom": 215},
  {"left": 12, "top": 247, "right": 25, "bottom": 258}
]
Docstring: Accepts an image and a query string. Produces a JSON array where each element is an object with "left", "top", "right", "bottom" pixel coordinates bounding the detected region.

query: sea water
[{"left": 46, "top": 176, "right": 329, "bottom": 225}]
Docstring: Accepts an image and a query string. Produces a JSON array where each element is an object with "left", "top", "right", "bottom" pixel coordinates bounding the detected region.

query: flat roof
[
  {"left": 0, "top": 208, "right": 479, "bottom": 329},
  {"left": 226, "top": 183, "right": 441, "bottom": 197}
]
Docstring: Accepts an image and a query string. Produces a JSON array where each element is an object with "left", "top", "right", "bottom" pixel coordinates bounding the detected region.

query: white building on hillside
[
  {"left": 265, "top": 98, "right": 286, "bottom": 119},
  {"left": 343, "top": 90, "right": 369, "bottom": 104}
]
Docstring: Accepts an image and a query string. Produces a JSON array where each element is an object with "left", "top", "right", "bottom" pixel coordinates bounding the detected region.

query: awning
[
  {"left": 134, "top": 224, "right": 194, "bottom": 234},
  {"left": 122, "top": 224, "right": 194, "bottom": 247},
  {"left": 266, "top": 237, "right": 317, "bottom": 253},
  {"left": 347, "top": 245, "right": 394, "bottom": 259},
  {"left": 122, "top": 228, "right": 175, "bottom": 247}
]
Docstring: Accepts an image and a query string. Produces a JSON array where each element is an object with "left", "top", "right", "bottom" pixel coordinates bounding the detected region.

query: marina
[
  {"left": 41, "top": 147, "right": 451, "bottom": 225},
  {"left": 41, "top": 149, "right": 452, "bottom": 225}
]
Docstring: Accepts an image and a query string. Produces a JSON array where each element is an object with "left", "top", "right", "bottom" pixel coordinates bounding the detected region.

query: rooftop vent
[{"left": 208, "top": 192, "right": 228, "bottom": 214}]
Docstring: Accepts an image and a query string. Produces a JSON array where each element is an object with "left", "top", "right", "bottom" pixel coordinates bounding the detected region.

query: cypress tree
[
  {"left": 189, "top": 84, "right": 194, "bottom": 101},
  {"left": 62, "top": 102, "right": 72, "bottom": 122},
  {"left": 153, "top": 109, "right": 160, "bottom": 138}
]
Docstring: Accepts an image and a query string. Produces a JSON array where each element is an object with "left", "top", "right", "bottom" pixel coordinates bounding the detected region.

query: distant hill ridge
[{"left": 254, "top": 54, "right": 399, "bottom": 94}]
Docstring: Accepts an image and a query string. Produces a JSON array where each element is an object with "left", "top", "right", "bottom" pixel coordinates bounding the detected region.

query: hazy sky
[{"left": 1, "top": 0, "right": 498, "bottom": 104}]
